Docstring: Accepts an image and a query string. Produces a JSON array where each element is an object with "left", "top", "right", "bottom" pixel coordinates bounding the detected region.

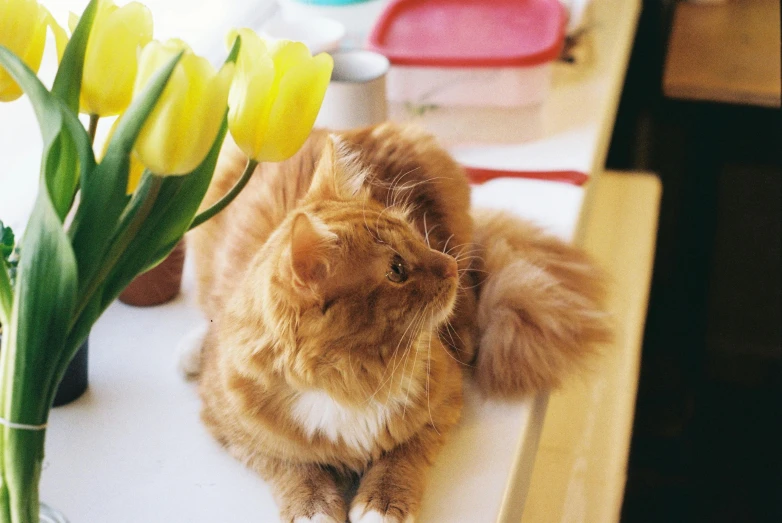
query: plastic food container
[{"left": 368, "top": 0, "right": 566, "bottom": 108}]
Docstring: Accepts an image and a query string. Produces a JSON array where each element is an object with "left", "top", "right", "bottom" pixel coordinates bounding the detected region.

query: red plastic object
[
  {"left": 368, "top": 0, "right": 567, "bottom": 68},
  {"left": 464, "top": 167, "right": 589, "bottom": 187}
]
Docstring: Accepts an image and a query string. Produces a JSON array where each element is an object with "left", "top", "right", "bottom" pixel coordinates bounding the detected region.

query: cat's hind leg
[{"left": 176, "top": 321, "right": 211, "bottom": 379}]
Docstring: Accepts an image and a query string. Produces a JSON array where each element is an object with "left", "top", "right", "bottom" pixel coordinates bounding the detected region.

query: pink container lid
[{"left": 368, "top": 0, "right": 567, "bottom": 68}]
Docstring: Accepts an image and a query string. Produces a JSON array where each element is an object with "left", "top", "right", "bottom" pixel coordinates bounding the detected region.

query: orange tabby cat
[
  {"left": 187, "top": 123, "right": 609, "bottom": 522},
  {"left": 191, "top": 124, "right": 473, "bottom": 523}
]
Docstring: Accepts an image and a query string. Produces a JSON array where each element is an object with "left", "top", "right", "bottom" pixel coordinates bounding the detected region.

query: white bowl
[
  {"left": 262, "top": 16, "right": 345, "bottom": 54},
  {"left": 275, "top": 0, "right": 390, "bottom": 48}
]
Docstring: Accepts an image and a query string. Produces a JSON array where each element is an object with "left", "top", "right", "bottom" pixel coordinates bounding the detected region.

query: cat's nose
[{"left": 442, "top": 258, "right": 458, "bottom": 279}]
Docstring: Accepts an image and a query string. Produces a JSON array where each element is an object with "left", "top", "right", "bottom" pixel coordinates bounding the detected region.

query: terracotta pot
[{"left": 119, "top": 241, "right": 186, "bottom": 307}]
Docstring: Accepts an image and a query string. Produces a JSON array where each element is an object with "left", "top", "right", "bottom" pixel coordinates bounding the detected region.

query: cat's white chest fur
[{"left": 292, "top": 390, "right": 391, "bottom": 453}]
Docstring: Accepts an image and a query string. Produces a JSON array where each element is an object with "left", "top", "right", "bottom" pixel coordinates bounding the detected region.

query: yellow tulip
[
  {"left": 132, "top": 39, "right": 234, "bottom": 175},
  {"left": 227, "top": 29, "right": 333, "bottom": 163},
  {"left": 70, "top": 0, "right": 153, "bottom": 116},
  {"left": 0, "top": 0, "right": 67, "bottom": 102}
]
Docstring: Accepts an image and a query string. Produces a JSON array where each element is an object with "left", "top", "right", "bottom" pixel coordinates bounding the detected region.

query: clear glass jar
[{"left": 40, "top": 503, "right": 69, "bottom": 523}]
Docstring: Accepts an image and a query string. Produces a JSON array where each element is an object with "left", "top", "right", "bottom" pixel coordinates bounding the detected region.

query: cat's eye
[{"left": 387, "top": 255, "right": 408, "bottom": 283}]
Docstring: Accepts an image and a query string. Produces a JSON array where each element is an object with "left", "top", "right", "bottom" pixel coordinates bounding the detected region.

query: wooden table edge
[{"left": 520, "top": 171, "right": 662, "bottom": 523}]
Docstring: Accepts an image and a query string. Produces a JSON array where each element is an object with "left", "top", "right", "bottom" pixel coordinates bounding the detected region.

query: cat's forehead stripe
[{"left": 318, "top": 208, "right": 408, "bottom": 232}]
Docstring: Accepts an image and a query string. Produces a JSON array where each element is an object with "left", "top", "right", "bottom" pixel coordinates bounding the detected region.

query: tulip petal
[
  {"left": 0, "top": 0, "right": 40, "bottom": 57},
  {"left": 43, "top": 7, "right": 69, "bottom": 61},
  {"left": 0, "top": 0, "right": 48, "bottom": 101},
  {"left": 175, "top": 54, "right": 232, "bottom": 174},
  {"left": 126, "top": 152, "right": 146, "bottom": 193},
  {"left": 227, "top": 32, "right": 275, "bottom": 159},
  {"left": 227, "top": 28, "right": 268, "bottom": 65},
  {"left": 135, "top": 59, "right": 189, "bottom": 174},
  {"left": 230, "top": 64, "right": 275, "bottom": 160},
  {"left": 80, "top": 0, "right": 153, "bottom": 115},
  {"left": 134, "top": 39, "right": 233, "bottom": 175},
  {"left": 267, "top": 40, "right": 312, "bottom": 78},
  {"left": 100, "top": 116, "right": 147, "bottom": 193},
  {"left": 68, "top": 11, "right": 79, "bottom": 33},
  {"left": 255, "top": 52, "right": 333, "bottom": 162}
]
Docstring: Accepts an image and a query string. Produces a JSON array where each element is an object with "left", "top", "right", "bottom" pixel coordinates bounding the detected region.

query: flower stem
[
  {"left": 189, "top": 158, "right": 258, "bottom": 230},
  {"left": 66, "top": 174, "right": 163, "bottom": 338},
  {"left": 88, "top": 114, "right": 99, "bottom": 145},
  {"left": 0, "top": 316, "right": 46, "bottom": 523}
]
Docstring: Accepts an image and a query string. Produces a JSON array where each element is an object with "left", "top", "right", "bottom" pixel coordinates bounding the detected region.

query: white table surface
[{"left": 0, "top": 0, "right": 640, "bottom": 521}]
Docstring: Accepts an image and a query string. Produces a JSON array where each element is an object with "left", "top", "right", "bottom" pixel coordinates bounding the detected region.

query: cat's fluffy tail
[{"left": 471, "top": 208, "right": 612, "bottom": 397}]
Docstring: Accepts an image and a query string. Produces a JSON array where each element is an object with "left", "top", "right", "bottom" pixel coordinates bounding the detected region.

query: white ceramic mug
[{"left": 315, "top": 50, "right": 390, "bottom": 130}]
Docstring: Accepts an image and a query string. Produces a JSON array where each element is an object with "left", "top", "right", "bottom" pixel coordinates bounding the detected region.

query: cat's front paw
[{"left": 349, "top": 502, "right": 415, "bottom": 523}]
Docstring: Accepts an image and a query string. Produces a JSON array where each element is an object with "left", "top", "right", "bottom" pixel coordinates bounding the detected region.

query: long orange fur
[{"left": 187, "top": 123, "right": 610, "bottom": 522}]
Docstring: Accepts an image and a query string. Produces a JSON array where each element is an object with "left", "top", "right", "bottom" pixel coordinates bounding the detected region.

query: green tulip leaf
[
  {"left": 0, "top": 265, "right": 10, "bottom": 327},
  {"left": 51, "top": 0, "right": 99, "bottom": 112},
  {"left": 95, "top": 39, "right": 244, "bottom": 310},
  {"left": 68, "top": 51, "right": 182, "bottom": 301},
  {"left": 101, "top": 51, "right": 184, "bottom": 162},
  {"left": 226, "top": 33, "right": 242, "bottom": 64},
  {"left": 55, "top": 100, "right": 97, "bottom": 209},
  {"left": 8, "top": 192, "right": 77, "bottom": 424},
  {"left": 0, "top": 47, "right": 89, "bottom": 222},
  {"left": 0, "top": 47, "right": 61, "bottom": 144},
  {"left": 99, "top": 115, "right": 229, "bottom": 308},
  {"left": 40, "top": 129, "right": 74, "bottom": 218}
]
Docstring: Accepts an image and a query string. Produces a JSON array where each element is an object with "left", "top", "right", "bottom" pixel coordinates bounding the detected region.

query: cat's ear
[
  {"left": 288, "top": 212, "right": 337, "bottom": 294},
  {"left": 308, "top": 135, "right": 367, "bottom": 201}
]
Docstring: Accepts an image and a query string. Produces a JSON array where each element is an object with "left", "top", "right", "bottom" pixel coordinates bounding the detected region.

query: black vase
[{"left": 53, "top": 338, "right": 88, "bottom": 407}]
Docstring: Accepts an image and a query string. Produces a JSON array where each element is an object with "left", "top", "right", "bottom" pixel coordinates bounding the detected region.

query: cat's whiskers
[
  {"left": 438, "top": 321, "right": 474, "bottom": 368},
  {"left": 347, "top": 344, "right": 358, "bottom": 383},
  {"left": 458, "top": 280, "right": 485, "bottom": 291},
  {"left": 392, "top": 310, "right": 424, "bottom": 410},
  {"left": 445, "top": 242, "right": 477, "bottom": 258},
  {"left": 450, "top": 247, "right": 483, "bottom": 258},
  {"left": 444, "top": 319, "right": 465, "bottom": 350},
  {"left": 392, "top": 176, "right": 447, "bottom": 210},
  {"left": 441, "top": 233, "right": 455, "bottom": 256},
  {"left": 423, "top": 212, "right": 431, "bottom": 248},
  {"left": 369, "top": 327, "right": 414, "bottom": 406},
  {"left": 444, "top": 240, "right": 471, "bottom": 254},
  {"left": 426, "top": 308, "right": 441, "bottom": 435},
  {"left": 364, "top": 306, "right": 425, "bottom": 405},
  {"left": 383, "top": 241, "right": 404, "bottom": 259},
  {"left": 422, "top": 222, "right": 443, "bottom": 249},
  {"left": 374, "top": 202, "right": 394, "bottom": 237},
  {"left": 390, "top": 165, "right": 422, "bottom": 191},
  {"left": 453, "top": 250, "right": 484, "bottom": 260},
  {"left": 459, "top": 267, "right": 488, "bottom": 274},
  {"left": 440, "top": 319, "right": 459, "bottom": 349},
  {"left": 400, "top": 306, "right": 430, "bottom": 419},
  {"left": 361, "top": 201, "right": 390, "bottom": 247},
  {"left": 453, "top": 254, "right": 485, "bottom": 267},
  {"left": 385, "top": 166, "right": 421, "bottom": 208},
  {"left": 392, "top": 173, "right": 452, "bottom": 212}
]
